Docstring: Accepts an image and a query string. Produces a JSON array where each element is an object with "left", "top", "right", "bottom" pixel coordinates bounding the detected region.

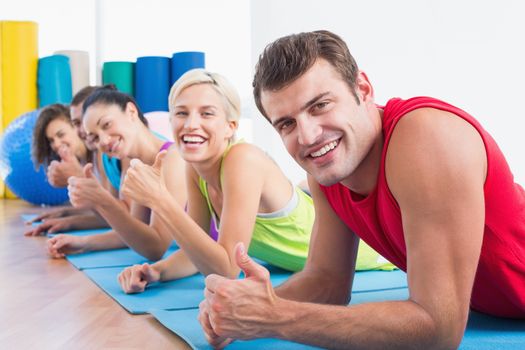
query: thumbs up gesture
[
  {"left": 68, "top": 163, "right": 111, "bottom": 208},
  {"left": 121, "top": 150, "right": 168, "bottom": 208},
  {"left": 47, "top": 145, "right": 83, "bottom": 188},
  {"left": 199, "top": 243, "right": 277, "bottom": 343}
]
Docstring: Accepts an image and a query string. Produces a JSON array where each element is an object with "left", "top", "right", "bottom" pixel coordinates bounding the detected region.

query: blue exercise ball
[{"left": 0, "top": 109, "right": 69, "bottom": 206}]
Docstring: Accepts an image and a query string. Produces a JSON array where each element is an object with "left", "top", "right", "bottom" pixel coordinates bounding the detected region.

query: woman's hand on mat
[
  {"left": 24, "top": 217, "right": 74, "bottom": 236},
  {"left": 117, "top": 263, "right": 161, "bottom": 294},
  {"left": 47, "top": 234, "right": 88, "bottom": 258},
  {"left": 121, "top": 151, "right": 167, "bottom": 208},
  {"left": 200, "top": 242, "right": 278, "bottom": 341},
  {"left": 68, "top": 163, "right": 110, "bottom": 209}
]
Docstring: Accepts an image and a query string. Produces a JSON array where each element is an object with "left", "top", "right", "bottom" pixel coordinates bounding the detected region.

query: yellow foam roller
[
  {"left": 0, "top": 24, "right": 3, "bottom": 197},
  {"left": 1, "top": 21, "right": 38, "bottom": 198}
]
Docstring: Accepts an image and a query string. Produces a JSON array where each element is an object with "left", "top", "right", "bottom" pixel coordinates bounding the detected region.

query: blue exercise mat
[
  {"left": 152, "top": 308, "right": 320, "bottom": 350},
  {"left": 152, "top": 288, "right": 525, "bottom": 349},
  {"left": 83, "top": 267, "right": 205, "bottom": 314},
  {"left": 461, "top": 312, "right": 525, "bottom": 349},
  {"left": 66, "top": 241, "right": 179, "bottom": 270},
  {"left": 350, "top": 286, "right": 409, "bottom": 304},
  {"left": 21, "top": 214, "right": 40, "bottom": 224},
  {"left": 20, "top": 214, "right": 110, "bottom": 236},
  {"left": 151, "top": 289, "right": 412, "bottom": 350},
  {"left": 353, "top": 270, "right": 407, "bottom": 293},
  {"left": 262, "top": 267, "right": 406, "bottom": 293},
  {"left": 81, "top": 263, "right": 299, "bottom": 314}
]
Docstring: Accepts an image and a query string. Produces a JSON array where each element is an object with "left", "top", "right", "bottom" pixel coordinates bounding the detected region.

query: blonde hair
[{"left": 168, "top": 69, "right": 241, "bottom": 122}]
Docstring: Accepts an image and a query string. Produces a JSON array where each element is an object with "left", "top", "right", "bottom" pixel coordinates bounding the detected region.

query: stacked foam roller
[
  {"left": 102, "top": 51, "right": 205, "bottom": 113},
  {"left": 0, "top": 21, "right": 90, "bottom": 202},
  {"left": 0, "top": 21, "right": 38, "bottom": 198}
]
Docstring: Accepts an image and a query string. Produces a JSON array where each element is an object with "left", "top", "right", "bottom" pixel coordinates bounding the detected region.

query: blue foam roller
[
  {"left": 171, "top": 51, "right": 205, "bottom": 86},
  {"left": 135, "top": 56, "right": 170, "bottom": 113},
  {"left": 37, "top": 55, "right": 73, "bottom": 107},
  {"left": 0, "top": 110, "right": 69, "bottom": 205}
]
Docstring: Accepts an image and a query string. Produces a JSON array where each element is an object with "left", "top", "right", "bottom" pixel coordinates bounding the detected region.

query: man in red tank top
[{"left": 198, "top": 30, "right": 525, "bottom": 349}]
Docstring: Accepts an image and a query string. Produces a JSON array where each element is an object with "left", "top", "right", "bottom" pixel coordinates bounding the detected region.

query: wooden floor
[{"left": 0, "top": 199, "right": 190, "bottom": 349}]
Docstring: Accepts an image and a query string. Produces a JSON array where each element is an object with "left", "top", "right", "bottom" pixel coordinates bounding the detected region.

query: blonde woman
[{"left": 117, "top": 70, "right": 316, "bottom": 292}]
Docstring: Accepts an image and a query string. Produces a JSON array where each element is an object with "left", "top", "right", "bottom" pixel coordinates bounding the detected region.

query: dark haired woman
[
  {"left": 25, "top": 104, "right": 106, "bottom": 236},
  {"left": 32, "top": 103, "right": 89, "bottom": 175},
  {"left": 47, "top": 87, "right": 187, "bottom": 260}
]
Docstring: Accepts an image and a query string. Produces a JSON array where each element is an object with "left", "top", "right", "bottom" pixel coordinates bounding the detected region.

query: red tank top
[{"left": 319, "top": 97, "right": 525, "bottom": 318}]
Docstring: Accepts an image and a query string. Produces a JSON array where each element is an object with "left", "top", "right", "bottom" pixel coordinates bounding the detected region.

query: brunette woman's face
[
  {"left": 45, "top": 118, "right": 84, "bottom": 157},
  {"left": 83, "top": 102, "right": 138, "bottom": 159}
]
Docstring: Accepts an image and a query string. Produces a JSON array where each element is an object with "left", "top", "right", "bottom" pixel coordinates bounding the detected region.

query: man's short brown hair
[{"left": 252, "top": 30, "right": 360, "bottom": 119}]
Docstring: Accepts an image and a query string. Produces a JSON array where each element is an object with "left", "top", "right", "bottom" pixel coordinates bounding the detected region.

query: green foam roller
[{"left": 102, "top": 61, "right": 135, "bottom": 96}]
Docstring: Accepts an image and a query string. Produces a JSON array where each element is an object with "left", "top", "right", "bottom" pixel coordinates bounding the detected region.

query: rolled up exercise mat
[
  {"left": 102, "top": 61, "right": 135, "bottom": 96},
  {"left": 54, "top": 50, "right": 90, "bottom": 95},
  {"left": 0, "top": 24, "right": 2, "bottom": 197},
  {"left": 170, "top": 51, "right": 205, "bottom": 86},
  {"left": 0, "top": 20, "right": 38, "bottom": 198},
  {"left": 135, "top": 56, "right": 170, "bottom": 113},
  {"left": 38, "top": 55, "right": 73, "bottom": 107}
]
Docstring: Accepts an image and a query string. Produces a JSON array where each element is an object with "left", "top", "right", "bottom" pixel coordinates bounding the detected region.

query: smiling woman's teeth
[
  {"left": 183, "top": 135, "right": 205, "bottom": 143},
  {"left": 310, "top": 140, "right": 338, "bottom": 158}
]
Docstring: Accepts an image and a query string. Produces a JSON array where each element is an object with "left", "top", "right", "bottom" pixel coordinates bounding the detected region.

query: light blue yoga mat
[
  {"left": 350, "top": 286, "right": 409, "bottom": 304},
  {"left": 352, "top": 270, "right": 407, "bottom": 293},
  {"left": 82, "top": 262, "right": 300, "bottom": 314},
  {"left": 67, "top": 241, "right": 179, "bottom": 270},
  {"left": 20, "top": 214, "right": 110, "bottom": 236},
  {"left": 84, "top": 267, "right": 205, "bottom": 314},
  {"left": 20, "top": 214, "right": 42, "bottom": 226},
  {"left": 460, "top": 312, "right": 525, "bottom": 349},
  {"left": 21, "top": 214, "right": 40, "bottom": 224},
  {"left": 152, "top": 308, "right": 321, "bottom": 350},
  {"left": 152, "top": 288, "right": 525, "bottom": 350},
  {"left": 244, "top": 263, "right": 407, "bottom": 293},
  {"left": 151, "top": 288, "right": 412, "bottom": 350}
]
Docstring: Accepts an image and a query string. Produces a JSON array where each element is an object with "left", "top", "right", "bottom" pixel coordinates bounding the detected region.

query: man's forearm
[{"left": 265, "top": 298, "right": 440, "bottom": 350}]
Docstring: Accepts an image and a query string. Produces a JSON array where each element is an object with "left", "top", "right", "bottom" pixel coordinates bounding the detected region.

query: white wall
[
  {"left": 3, "top": 1, "right": 524, "bottom": 185},
  {"left": 250, "top": 0, "right": 525, "bottom": 185},
  {"left": 1, "top": 0, "right": 252, "bottom": 106},
  {"left": 0, "top": 0, "right": 97, "bottom": 83},
  {"left": 97, "top": 0, "right": 252, "bottom": 103}
]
